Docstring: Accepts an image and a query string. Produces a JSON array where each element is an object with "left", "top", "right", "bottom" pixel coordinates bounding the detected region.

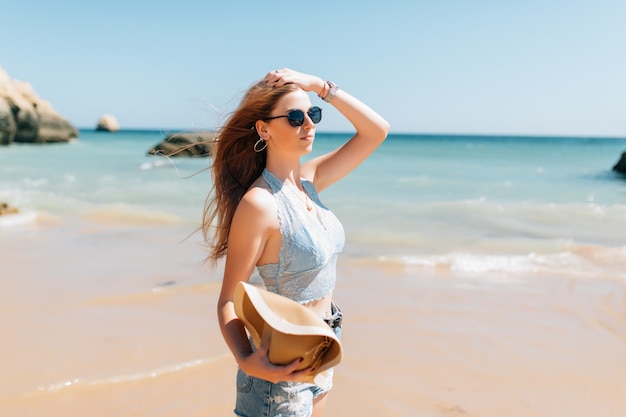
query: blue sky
[{"left": 2, "top": 0, "right": 625, "bottom": 136}]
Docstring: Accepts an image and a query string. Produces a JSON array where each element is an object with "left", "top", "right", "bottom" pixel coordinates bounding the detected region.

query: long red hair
[{"left": 203, "top": 81, "right": 299, "bottom": 262}]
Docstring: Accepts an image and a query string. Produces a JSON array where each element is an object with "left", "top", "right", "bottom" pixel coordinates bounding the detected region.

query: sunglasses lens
[
  {"left": 281, "top": 107, "right": 322, "bottom": 127},
  {"left": 286, "top": 110, "right": 305, "bottom": 127},
  {"left": 308, "top": 107, "right": 322, "bottom": 124}
]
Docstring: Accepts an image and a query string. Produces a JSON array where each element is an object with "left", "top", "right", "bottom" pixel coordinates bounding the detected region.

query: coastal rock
[
  {"left": 0, "top": 67, "right": 78, "bottom": 145},
  {"left": 613, "top": 150, "right": 626, "bottom": 174},
  {"left": 148, "top": 131, "right": 214, "bottom": 157},
  {"left": 0, "top": 96, "right": 16, "bottom": 145},
  {"left": 96, "top": 114, "right": 120, "bottom": 132},
  {"left": 0, "top": 202, "right": 19, "bottom": 216}
]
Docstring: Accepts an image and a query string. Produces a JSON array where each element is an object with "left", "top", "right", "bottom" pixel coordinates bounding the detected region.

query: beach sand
[{"left": 1, "top": 218, "right": 625, "bottom": 417}]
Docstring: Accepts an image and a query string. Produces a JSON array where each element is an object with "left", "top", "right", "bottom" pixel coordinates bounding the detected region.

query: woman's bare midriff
[{"left": 304, "top": 293, "right": 333, "bottom": 319}]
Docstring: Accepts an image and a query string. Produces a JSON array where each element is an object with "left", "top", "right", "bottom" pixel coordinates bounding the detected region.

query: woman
[{"left": 203, "top": 68, "right": 389, "bottom": 417}]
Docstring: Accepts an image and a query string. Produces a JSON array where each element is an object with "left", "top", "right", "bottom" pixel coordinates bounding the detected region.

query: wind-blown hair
[{"left": 203, "top": 81, "right": 299, "bottom": 262}]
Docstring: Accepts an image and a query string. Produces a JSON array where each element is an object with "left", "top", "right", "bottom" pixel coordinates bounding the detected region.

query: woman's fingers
[
  {"left": 263, "top": 68, "right": 286, "bottom": 84},
  {"left": 251, "top": 337, "right": 314, "bottom": 383},
  {"left": 262, "top": 68, "right": 320, "bottom": 93},
  {"left": 267, "top": 361, "right": 312, "bottom": 383},
  {"left": 263, "top": 68, "right": 291, "bottom": 86}
]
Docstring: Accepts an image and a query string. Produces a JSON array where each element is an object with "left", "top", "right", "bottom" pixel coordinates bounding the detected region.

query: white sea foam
[
  {"left": 36, "top": 355, "right": 230, "bottom": 393},
  {"left": 0, "top": 211, "right": 37, "bottom": 227},
  {"left": 140, "top": 159, "right": 171, "bottom": 170},
  {"left": 378, "top": 245, "right": 625, "bottom": 281},
  {"left": 22, "top": 177, "right": 49, "bottom": 187}
]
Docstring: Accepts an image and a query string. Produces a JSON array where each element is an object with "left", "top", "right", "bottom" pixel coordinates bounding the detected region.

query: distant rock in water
[
  {"left": 148, "top": 131, "right": 214, "bottom": 157},
  {"left": 0, "top": 202, "right": 19, "bottom": 216},
  {"left": 0, "top": 67, "right": 78, "bottom": 145},
  {"left": 613, "top": 150, "right": 626, "bottom": 174},
  {"left": 96, "top": 114, "right": 120, "bottom": 132}
]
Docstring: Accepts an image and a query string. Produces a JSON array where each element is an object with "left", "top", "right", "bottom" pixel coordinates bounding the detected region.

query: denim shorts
[{"left": 233, "top": 304, "right": 342, "bottom": 417}]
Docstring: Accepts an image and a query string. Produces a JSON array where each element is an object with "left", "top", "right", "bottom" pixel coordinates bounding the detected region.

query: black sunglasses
[{"left": 264, "top": 106, "right": 322, "bottom": 127}]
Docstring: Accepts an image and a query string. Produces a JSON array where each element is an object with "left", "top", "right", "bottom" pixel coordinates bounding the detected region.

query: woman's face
[{"left": 262, "top": 89, "right": 317, "bottom": 156}]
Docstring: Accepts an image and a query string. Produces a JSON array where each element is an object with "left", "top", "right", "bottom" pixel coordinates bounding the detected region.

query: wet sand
[{"left": 1, "top": 219, "right": 626, "bottom": 416}]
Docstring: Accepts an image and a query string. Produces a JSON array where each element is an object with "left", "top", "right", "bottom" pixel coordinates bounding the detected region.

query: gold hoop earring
[{"left": 254, "top": 137, "right": 267, "bottom": 152}]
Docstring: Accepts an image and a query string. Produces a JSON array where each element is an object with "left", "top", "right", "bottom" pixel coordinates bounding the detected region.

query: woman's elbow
[{"left": 374, "top": 119, "right": 391, "bottom": 143}]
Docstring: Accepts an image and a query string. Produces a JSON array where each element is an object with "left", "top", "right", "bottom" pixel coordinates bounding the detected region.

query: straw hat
[{"left": 234, "top": 281, "right": 342, "bottom": 383}]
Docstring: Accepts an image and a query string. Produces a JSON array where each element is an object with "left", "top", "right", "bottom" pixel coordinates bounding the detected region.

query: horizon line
[{"left": 77, "top": 127, "right": 626, "bottom": 140}]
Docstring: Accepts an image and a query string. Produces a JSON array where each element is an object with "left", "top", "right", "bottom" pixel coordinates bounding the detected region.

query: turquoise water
[{"left": 2, "top": 130, "right": 625, "bottom": 278}]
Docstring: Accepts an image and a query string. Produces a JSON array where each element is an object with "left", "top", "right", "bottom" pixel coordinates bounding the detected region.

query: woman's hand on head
[
  {"left": 237, "top": 335, "right": 313, "bottom": 383},
  {"left": 263, "top": 68, "right": 325, "bottom": 96}
]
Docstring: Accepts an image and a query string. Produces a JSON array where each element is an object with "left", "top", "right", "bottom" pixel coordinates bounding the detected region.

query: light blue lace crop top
[{"left": 256, "top": 169, "right": 345, "bottom": 304}]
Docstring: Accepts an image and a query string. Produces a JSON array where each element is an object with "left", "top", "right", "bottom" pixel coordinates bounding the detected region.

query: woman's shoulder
[
  {"left": 248, "top": 174, "right": 272, "bottom": 198},
  {"left": 231, "top": 184, "right": 279, "bottom": 235},
  {"left": 236, "top": 178, "right": 276, "bottom": 219}
]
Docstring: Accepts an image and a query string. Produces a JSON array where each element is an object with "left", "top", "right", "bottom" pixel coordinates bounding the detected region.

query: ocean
[
  {"left": 2, "top": 130, "right": 626, "bottom": 416},
  {"left": 3, "top": 130, "right": 625, "bottom": 277}
]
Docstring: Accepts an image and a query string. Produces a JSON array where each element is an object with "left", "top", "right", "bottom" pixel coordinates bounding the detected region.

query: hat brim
[{"left": 234, "top": 281, "right": 342, "bottom": 383}]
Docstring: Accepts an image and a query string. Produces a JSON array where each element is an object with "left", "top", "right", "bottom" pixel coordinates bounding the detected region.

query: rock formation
[
  {"left": 0, "top": 202, "right": 19, "bottom": 216},
  {"left": 147, "top": 131, "right": 214, "bottom": 157},
  {"left": 0, "top": 67, "right": 78, "bottom": 145},
  {"left": 613, "top": 150, "right": 626, "bottom": 174},
  {"left": 96, "top": 114, "right": 120, "bottom": 132}
]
